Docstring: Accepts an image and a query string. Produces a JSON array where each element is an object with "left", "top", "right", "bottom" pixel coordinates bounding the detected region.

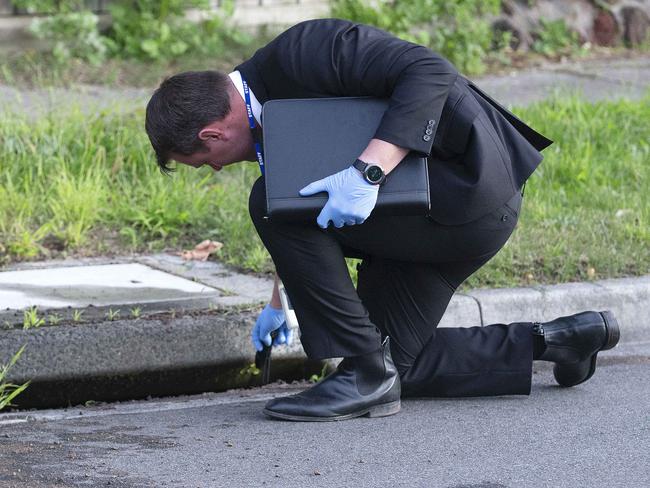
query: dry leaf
[{"left": 180, "top": 240, "right": 224, "bottom": 261}]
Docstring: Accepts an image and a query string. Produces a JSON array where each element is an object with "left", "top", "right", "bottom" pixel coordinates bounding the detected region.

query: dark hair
[{"left": 145, "top": 70, "right": 232, "bottom": 174}]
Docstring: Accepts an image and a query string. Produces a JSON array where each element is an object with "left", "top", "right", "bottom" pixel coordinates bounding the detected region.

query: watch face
[{"left": 366, "top": 165, "right": 384, "bottom": 183}]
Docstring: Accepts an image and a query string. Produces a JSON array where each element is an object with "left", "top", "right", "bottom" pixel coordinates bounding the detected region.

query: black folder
[{"left": 261, "top": 97, "right": 431, "bottom": 221}]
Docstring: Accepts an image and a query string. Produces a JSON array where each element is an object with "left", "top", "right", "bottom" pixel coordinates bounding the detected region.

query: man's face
[{"left": 171, "top": 90, "right": 256, "bottom": 172}]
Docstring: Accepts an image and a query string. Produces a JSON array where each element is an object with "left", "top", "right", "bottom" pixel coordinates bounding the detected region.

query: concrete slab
[
  {"left": 0, "top": 263, "right": 219, "bottom": 310},
  {"left": 137, "top": 253, "right": 273, "bottom": 307},
  {"left": 0, "top": 255, "right": 280, "bottom": 330}
]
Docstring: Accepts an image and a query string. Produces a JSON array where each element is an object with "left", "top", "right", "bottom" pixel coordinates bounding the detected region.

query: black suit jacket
[{"left": 236, "top": 18, "right": 553, "bottom": 225}]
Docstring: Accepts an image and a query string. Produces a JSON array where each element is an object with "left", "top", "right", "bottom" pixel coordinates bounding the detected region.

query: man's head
[{"left": 145, "top": 70, "right": 255, "bottom": 174}]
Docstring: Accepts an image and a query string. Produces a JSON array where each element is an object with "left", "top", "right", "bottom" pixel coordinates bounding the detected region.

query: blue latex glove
[
  {"left": 251, "top": 303, "right": 294, "bottom": 352},
  {"left": 299, "top": 166, "right": 380, "bottom": 229}
]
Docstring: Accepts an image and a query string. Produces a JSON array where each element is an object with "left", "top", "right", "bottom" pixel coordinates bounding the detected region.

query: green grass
[
  {"left": 0, "top": 106, "right": 268, "bottom": 271},
  {"left": 464, "top": 89, "right": 650, "bottom": 289},
  {"left": 0, "top": 91, "right": 648, "bottom": 289}
]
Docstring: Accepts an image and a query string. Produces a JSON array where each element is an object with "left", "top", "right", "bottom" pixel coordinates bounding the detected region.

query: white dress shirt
[{"left": 228, "top": 70, "right": 263, "bottom": 126}]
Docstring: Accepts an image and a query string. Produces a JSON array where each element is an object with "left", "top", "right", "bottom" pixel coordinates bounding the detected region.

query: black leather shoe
[
  {"left": 535, "top": 310, "right": 620, "bottom": 387},
  {"left": 263, "top": 336, "right": 401, "bottom": 421}
]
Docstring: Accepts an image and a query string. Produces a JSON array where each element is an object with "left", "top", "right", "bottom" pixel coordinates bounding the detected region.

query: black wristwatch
[{"left": 352, "top": 158, "right": 386, "bottom": 185}]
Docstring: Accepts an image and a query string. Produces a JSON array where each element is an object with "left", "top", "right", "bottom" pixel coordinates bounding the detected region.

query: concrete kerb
[
  {"left": 0, "top": 253, "right": 648, "bottom": 408},
  {"left": 0, "top": 254, "right": 325, "bottom": 407},
  {"left": 467, "top": 275, "right": 650, "bottom": 343}
]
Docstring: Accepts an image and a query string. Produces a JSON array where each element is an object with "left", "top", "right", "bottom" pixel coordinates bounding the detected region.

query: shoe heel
[
  {"left": 600, "top": 310, "right": 620, "bottom": 350},
  {"left": 366, "top": 400, "right": 401, "bottom": 418}
]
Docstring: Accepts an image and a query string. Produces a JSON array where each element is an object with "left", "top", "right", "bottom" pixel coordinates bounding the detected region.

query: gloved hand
[
  {"left": 251, "top": 303, "right": 294, "bottom": 352},
  {"left": 299, "top": 166, "right": 379, "bottom": 229}
]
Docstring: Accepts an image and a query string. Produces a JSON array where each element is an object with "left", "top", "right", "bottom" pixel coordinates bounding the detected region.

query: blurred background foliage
[
  {"left": 331, "top": 0, "right": 503, "bottom": 75},
  {"left": 4, "top": 0, "right": 633, "bottom": 83},
  {"left": 10, "top": 0, "right": 252, "bottom": 65}
]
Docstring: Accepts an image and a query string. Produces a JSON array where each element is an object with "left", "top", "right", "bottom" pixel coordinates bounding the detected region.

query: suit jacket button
[
  {"left": 423, "top": 135, "right": 431, "bottom": 141},
  {"left": 425, "top": 128, "right": 433, "bottom": 135},
  {"left": 428, "top": 119, "right": 435, "bottom": 125}
]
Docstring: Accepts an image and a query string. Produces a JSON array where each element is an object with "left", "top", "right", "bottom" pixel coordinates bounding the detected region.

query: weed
[
  {"left": 72, "top": 310, "right": 84, "bottom": 322},
  {"left": 309, "top": 363, "right": 330, "bottom": 383},
  {"left": 215, "top": 287, "right": 237, "bottom": 297},
  {"left": 48, "top": 313, "right": 62, "bottom": 325},
  {"left": 130, "top": 307, "right": 142, "bottom": 319},
  {"left": 23, "top": 307, "right": 45, "bottom": 330},
  {"left": 239, "top": 363, "right": 261, "bottom": 377},
  {"left": 0, "top": 345, "right": 31, "bottom": 411},
  {"left": 106, "top": 309, "right": 120, "bottom": 321}
]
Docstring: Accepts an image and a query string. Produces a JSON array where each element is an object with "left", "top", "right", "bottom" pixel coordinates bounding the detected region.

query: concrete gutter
[{"left": 0, "top": 254, "right": 648, "bottom": 408}]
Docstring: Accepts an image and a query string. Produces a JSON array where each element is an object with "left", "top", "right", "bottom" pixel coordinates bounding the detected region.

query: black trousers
[{"left": 249, "top": 177, "right": 534, "bottom": 397}]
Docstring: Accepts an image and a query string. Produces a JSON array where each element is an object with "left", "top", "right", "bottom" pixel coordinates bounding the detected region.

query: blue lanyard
[{"left": 241, "top": 76, "right": 265, "bottom": 176}]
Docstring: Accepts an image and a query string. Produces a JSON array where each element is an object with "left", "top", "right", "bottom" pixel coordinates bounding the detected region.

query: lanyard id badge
[{"left": 241, "top": 76, "right": 265, "bottom": 177}]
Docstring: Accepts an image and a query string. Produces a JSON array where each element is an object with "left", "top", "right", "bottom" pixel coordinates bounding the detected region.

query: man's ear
[{"left": 198, "top": 125, "right": 223, "bottom": 142}]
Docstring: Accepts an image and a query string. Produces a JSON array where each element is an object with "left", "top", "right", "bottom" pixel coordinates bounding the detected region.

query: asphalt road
[{"left": 1, "top": 343, "right": 649, "bottom": 488}]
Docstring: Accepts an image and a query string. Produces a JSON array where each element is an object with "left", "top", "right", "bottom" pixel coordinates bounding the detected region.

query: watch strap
[{"left": 352, "top": 158, "right": 369, "bottom": 172}]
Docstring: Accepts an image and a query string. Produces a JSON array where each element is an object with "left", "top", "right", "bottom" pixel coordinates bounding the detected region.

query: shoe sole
[
  {"left": 556, "top": 310, "right": 621, "bottom": 387},
  {"left": 262, "top": 399, "right": 401, "bottom": 422}
]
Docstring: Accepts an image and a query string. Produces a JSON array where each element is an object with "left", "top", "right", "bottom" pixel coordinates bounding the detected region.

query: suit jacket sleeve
[{"left": 249, "top": 18, "right": 459, "bottom": 157}]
